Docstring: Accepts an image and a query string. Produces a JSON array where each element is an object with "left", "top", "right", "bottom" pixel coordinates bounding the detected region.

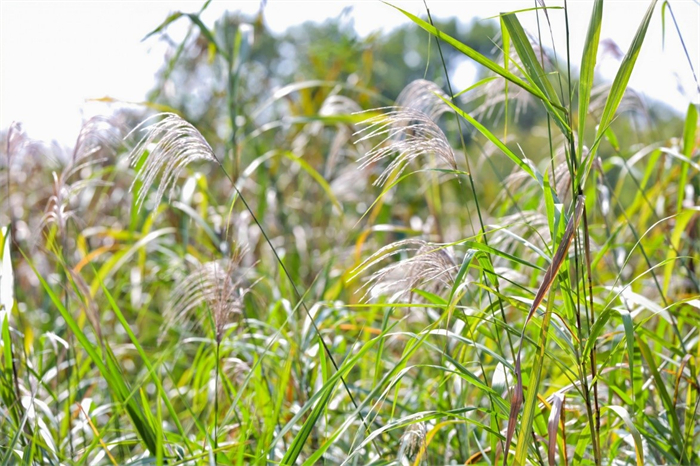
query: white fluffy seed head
[
  {"left": 354, "top": 107, "right": 457, "bottom": 186},
  {"left": 163, "top": 253, "right": 249, "bottom": 344},
  {"left": 398, "top": 421, "right": 427, "bottom": 465},
  {"left": 351, "top": 239, "right": 457, "bottom": 303},
  {"left": 395, "top": 79, "right": 451, "bottom": 121},
  {"left": 127, "top": 113, "right": 219, "bottom": 212}
]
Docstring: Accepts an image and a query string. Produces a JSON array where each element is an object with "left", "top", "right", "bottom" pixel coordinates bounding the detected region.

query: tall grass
[{"left": 1, "top": 1, "right": 698, "bottom": 465}]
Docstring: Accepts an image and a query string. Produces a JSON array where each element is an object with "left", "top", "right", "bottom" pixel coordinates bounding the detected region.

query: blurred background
[{"left": 2, "top": 0, "right": 698, "bottom": 146}]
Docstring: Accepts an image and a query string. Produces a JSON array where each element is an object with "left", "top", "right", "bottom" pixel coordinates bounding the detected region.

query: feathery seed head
[
  {"left": 127, "top": 113, "right": 219, "bottom": 212},
  {"left": 352, "top": 239, "right": 457, "bottom": 303},
  {"left": 395, "top": 79, "right": 451, "bottom": 121},
  {"left": 355, "top": 107, "right": 457, "bottom": 186},
  {"left": 398, "top": 421, "right": 427, "bottom": 465},
  {"left": 320, "top": 94, "right": 363, "bottom": 117},
  {"left": 164, "top": 252, "right": 249, "bottom": 344},
  {"left": 41, "top": 116, "right": 122, "bottom": 233}
]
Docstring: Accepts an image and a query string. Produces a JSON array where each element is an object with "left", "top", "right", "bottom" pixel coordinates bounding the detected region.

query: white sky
[{"left": 1, "top": 0, "right": 698, "bottom": 146}]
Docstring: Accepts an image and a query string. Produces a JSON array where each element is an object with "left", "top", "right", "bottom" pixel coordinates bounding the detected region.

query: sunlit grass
[{"left": 1, "top": 1, "right": 698, "bottom": 465}]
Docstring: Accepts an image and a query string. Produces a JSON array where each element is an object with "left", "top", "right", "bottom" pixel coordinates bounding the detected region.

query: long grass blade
[
  {"left": 504, "top": 195, "right": 584, "bottom": 464},
  {"left": 578, "top": 0, "right": 658, "bottom": 189},
  {"left": 577, "top": 0, "right": 604, "bottom": 164}
]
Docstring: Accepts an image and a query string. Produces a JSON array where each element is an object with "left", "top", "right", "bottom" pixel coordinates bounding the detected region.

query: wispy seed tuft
[
  {"left": 127, "top": 113, "right": 219, "bottom": 211},
  {"left": 395, "top": 79, "right": 451, "bottom": 121},
  {"left": 398, "top": 421, "right": 427, "bottom": 465},
  {"left": 355, "top": 107, "right": 457, "bottom": 186},
  {"left": 164, "top": 253, "right": 249, "bottom": 344},
  {"left": 352, "top": 239, "right": 457, "bottom": 303}
]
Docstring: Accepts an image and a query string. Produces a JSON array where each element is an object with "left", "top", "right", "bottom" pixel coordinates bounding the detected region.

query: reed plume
[
  {"left": 354, "top": 79, "right": 457, "bottom": 186},
  {"left": 164, "top": 254, "right": 249, "bottom": 343},
  {"left": 355, "top": 107, "right": 457, "bottom": 186},
  {"left": 42, "top": 116, "right": 123, "bottom": 233},
  {"left": 397, "top": 421, "right": 427, "bottom": 465},
  {"left": 352, "top": 239, "right": 457, "bottom": 303},
  {"left": 127, "top": 113, "right": 219, "bottom": 211}
]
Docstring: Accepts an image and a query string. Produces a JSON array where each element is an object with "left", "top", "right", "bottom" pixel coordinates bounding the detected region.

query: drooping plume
[
  {"left": 395, "top": 79, "right": 451, "bottom": 121},
  {"left": 397, "top": 421, "right": 427, "bottom": 465},
  {"left": 127, "top": 113, "right": 219, "bottom": 211},
  {"left": 354, "top": 80, "right": 457, "bottom": 186},
  {"left": 355, "top": 107, "right": 457, "bottom": 186},
  {"left": 42, "top": 116, "right": 123, "bottom": 233},
  {"left": 352, "top": 239, "right": 457, "bottom": 303}
]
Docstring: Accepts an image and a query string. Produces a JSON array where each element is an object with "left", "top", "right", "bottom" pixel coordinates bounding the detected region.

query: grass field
[{"left": 1, "top": 1, "right": 699, "bottom": 464}]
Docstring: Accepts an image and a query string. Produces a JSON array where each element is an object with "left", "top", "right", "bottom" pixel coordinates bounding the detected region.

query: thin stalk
[
  {"left": 533, "top": 1, "right": 558, "bottom": 188},
  {"left": 219, "top": 33, "right": 377, "bottom": 454},
  {"left": 228, "top": 63, "right": 240, "bottom": 179},
  {"left": 217, "top": 166, "right": 382, "bottom": 457},
  {"left": 214, "top": 340, "right": 220, "bottom": 454},
  {"left": 59, "top": 233, "right": 76, "bottom": 460},
  {"left": 665, "top": 2, "right": 700, "bottom": 94},
  {"left": 565, "top": 2, "right": 600, "bottom": 463},
  {"left": 582, "top": 207, "right": 600, "bottom": 435}
]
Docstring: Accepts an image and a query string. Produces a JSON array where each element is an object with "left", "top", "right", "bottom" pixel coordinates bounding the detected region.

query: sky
[{"left": 1, "top": 0, "right": 699, "bottom": 146}]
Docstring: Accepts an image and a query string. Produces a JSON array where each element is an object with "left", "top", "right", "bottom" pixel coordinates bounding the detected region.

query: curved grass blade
[
  {"left": 23, "top": 251, "right": 159, "bottom": 455},
  {"left": 603, "top": 406, "right": 644, "bottom": 466},
  {"left": 547, "top": 393, "right": 564, "bottom": 466},
  {"left": 438, "top": 96, "right": 540, "bottom": 183},
  {"left": 636, "top": 337, "right": 684, "bottom": 451},
  {"left": 386, "top": 2, "right": 569, "bottom": 128},
  {"left": 278, "top": 335, "right": 380, "bottom": 464},
  {"left": 500, "top": 13, "right": 567, "bottom": 134}
]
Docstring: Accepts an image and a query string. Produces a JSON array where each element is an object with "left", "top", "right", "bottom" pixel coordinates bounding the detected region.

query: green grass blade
[
  {"left": 281, "top": 151, "right": 343, "bottom": 215},
  {"left": 579, "top": 0, "right": 658, "bottom": 189},
  {"left": 386, "top": 3, "right": 567, "bottom": 121},
  {"left": 500, "top": 14, "right": 563, "bottom": 106},
  {"left": 514, "top": 297, "right": 555, "bottom": 465},
  {"left": 677, "top": 103, "right": 698, "bottom": 212},
  {"left": 438, "top": 95, "right": 540, "bottom": 183},
  {"left": 23, "top": 251, "right": 159, "bottom": 455},
  {"left": 281, "top": 378, "right": 337, "bottom": 465},
  {"left": 274, "top": 335, "right": 380, "bottom": 461},
  {"left": 99, "top": 278, "right": 196, "bottom": 454},
  {"left": 637, "top": 336, "right": 684, "bottom": 451},
  {"left": 577, "top": 0, "right": 604, "bottom": 164},
  {"left": 603, "top": 406, "right": 644, "bottom": 466}
]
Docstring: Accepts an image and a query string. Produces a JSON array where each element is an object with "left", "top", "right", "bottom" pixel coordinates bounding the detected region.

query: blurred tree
[{"left": 146, "top": 7, "right": 500, "bottom": 139}]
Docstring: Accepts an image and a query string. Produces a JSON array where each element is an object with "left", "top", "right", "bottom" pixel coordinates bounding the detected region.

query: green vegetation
[{"left": 1, "top": 1, "right": 699, "bottom": 464}]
